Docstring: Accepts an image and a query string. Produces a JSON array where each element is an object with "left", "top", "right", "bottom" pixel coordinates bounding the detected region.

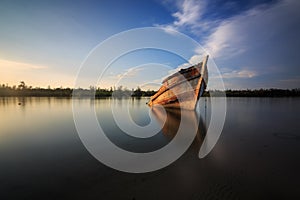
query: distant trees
[
  {"left": 204, "top": 88, "right": 300, "bottom": 97},
  {"left": 132, "top": 86, "right": 142, "bottom": 97},
  {"left": 18, "top": 81, "right": 26, "bottom": 90},
  {"left": 0, "top": 82, "right": 299, "bottom": 97},
  {"left": 225, "top": 88, "right": 300, "bottom": 97},
  {"left": 0, "top": 83, "right": 157, "bottom": 97},
  {"left": 0, "top": 82, "right": 73, "bottom": 97}
]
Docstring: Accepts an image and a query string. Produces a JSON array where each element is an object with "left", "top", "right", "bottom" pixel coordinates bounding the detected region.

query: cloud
[
  {"left": 161, "top": 0, "right": 300, "bottom": 60},
  {"left": 97, "top": 67, "right": 144, "bottom": 89},
  {"left": 103, "top": 64, "right": 172, "bottom": 90},
  {"left": 157, "top": 0, "right": 208, "bottom": 33},
  {"left": 188, "top": 49, "right": 206, "bottom": 64},
  {"left": 203, "top": 0, "right": 300, "bottom": 89},
  {"left": 279, "top": 76, "right": 300, "bottom": 86},
  {"left": 204, "top": 20, "right": 245, "bottom": 58},
  {"left": 116, "top": 67, "right": 144, "bottom": 79},
  {"left": 168, "top": 0, "right": 300, "bottom": 88},
  {"left": 204, "top": 0, "right": 300, "bottom": 59},
  {"left": 222, "top": 69, "right": 257, "bottom": 79},
  {"left": 172, "top": 0, "right": 204, "bottom": 27},
  {"left": 0, "top": 59, "right": 76, "bottom": 88},
  {"left": 0, "top": 59, "right": 48, "bottom": 70}
]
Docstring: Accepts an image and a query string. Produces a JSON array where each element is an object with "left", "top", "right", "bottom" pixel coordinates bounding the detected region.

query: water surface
[{"left": 0, "top": 97, "right": 299, "bottom": 199}]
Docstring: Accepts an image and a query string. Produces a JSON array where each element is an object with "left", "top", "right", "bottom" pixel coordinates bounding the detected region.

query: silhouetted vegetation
[
  {"left": 226, "top": 88, "right": 300, "bottom": 97},
  {"left": 0, "top": 82, "right": 73, "bottom": 97},
  {"left": 0, "top": 82, "right": 156, "bottom": 97},
  {"left": 1, "top": 82, "right": 299, "bottom": 97},
  {"left": 203, "top": 88, "right": 300, "bottom": 97}
]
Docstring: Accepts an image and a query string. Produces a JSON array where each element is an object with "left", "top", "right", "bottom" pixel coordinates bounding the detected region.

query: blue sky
[{"left": 0, "top": 0, "right": 299, "bottom": 89}]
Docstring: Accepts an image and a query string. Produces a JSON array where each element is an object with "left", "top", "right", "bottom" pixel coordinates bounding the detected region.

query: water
[{"left": 0, "top": 97, "right": 300, "bottom": 199}]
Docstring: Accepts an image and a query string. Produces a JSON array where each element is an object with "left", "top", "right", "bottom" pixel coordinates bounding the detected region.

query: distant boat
[{"left": 148, "top": 55, "right": 208, "bottom": 110}]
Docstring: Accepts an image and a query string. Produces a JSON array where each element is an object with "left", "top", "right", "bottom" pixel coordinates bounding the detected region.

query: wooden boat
[{"left": 148, "top": 55, "right": 208, "bottom": 110}]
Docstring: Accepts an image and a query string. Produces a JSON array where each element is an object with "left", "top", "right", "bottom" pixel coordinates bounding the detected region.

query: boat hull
[{"left": 148, "top": 56, "right": 208, "bottom": 110}]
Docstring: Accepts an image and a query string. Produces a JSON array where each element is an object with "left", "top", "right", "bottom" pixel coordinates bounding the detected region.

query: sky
[{"left": 0, "top": 0, "right": 299, "bottom": 89}]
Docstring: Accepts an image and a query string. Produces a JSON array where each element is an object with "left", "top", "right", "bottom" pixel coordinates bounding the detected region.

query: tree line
[
  {"left": 0, "top": 82, "right": 156, "bottom": 97},
  {"left": 0, "top": 82, "right": 299, "bottom": 97},
  {"left": 203, "top": 89, "right": 300, "bottom": 97}
]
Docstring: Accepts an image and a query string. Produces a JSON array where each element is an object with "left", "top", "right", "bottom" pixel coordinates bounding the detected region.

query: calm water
[{"left": 0, "top": 97, "right": 300, "bottom": 199}]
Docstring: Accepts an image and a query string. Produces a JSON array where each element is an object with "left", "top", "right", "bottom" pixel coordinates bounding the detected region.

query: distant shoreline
[
  {"left": 1, "top": 86, "right": 299, "bottom": 98},
  {"left": 1, "top": 82, "right": 300, "bottom": 97},
  {"left": 203, "top": 89, "right": 300, "bottom": 97}
]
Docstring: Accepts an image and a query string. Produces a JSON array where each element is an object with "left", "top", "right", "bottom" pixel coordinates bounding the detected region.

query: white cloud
[
  {"left": 116, "top": 67, "right": 142, "bottom": 78},
  {"left": 157, "top": 0, "right": 207, "bottom": 32},
  {"left": 204, "top": 20, "right": 245, "bottom": 58},
  {"left": 98, "top": 67, "right": 144, "bottom": 88},
  {"left": 204, "top": 0, "right": 300, "bottom": 59},
  {"left": 188, "top": 51, "right": 205, "bottom": 65},
  {"left": 0, "top": 59, "right": 48, "bottom": 70},
  {"left": 156, "top": 24, "right": 178, "bottom": 35},
  {"left": 172, "top": 0, "right": 204, "bottom": 27},
  {"left": 160, "top": 0, "right": 300, "bottom": 62},
  {"left": 222, "top": 69, "right": 257, "bottom": 79},
  {"left": 157, "top": 0, "right": 300, "bottom": 89}
]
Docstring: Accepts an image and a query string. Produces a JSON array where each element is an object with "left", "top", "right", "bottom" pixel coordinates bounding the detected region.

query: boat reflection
[{"left": 151, "top": 106, "right": 207, "bottom": 152}]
